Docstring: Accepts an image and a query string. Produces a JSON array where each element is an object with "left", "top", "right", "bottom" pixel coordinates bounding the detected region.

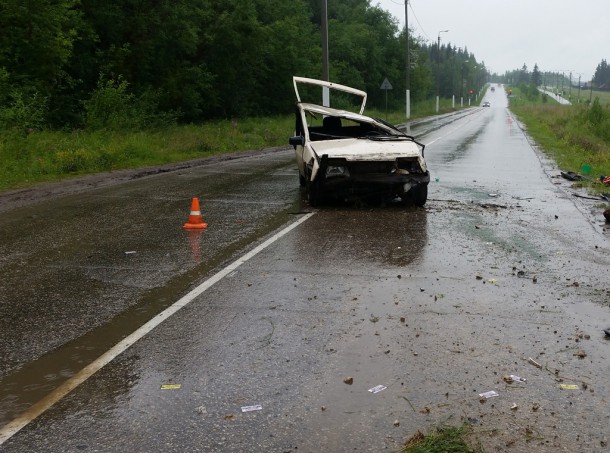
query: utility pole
[
  {"left": 405, "top": 0, "right": 410, "bottom": 119},
  {"left": 436, "top": 30, "right": 449, "bottom": 113},
  {"left": 321, "top": 0, "right": 329, "bottom": 106}
]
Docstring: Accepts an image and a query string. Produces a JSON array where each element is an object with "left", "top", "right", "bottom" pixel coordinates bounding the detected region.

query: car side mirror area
[{"left": 289, "top": 135, "right": 305, "bottom": 148}]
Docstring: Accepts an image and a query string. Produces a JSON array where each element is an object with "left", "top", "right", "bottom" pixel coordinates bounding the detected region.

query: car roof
[{"left": 293, "top": 76, "right": 367, "bottom": 115}]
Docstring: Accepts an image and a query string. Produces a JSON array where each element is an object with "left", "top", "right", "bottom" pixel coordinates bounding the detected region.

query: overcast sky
[{"left": 376, "top": 0, "right": 608, "bottom": 81}]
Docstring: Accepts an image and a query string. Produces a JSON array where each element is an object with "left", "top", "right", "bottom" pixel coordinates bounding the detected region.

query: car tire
[
  {"left": 404, "top": 184, "right": 428, "bottom": 207},
  {"left": 306, "top": 170, "right": 321, "bottom": 206}
]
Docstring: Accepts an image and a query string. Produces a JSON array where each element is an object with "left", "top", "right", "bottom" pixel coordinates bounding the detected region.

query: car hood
[{"left": 311, "top": 138, "right": 422, "bottom": 161}]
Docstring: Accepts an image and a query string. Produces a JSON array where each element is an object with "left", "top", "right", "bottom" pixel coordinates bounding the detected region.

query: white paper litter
[
  {"left": 241, "top": 404, "right": 262, "bottom": 412},
  {"left": 509, "top": 375, "right": 526, "bottom": 382},
  {"left": 368, "top": 385, "right": 387, "bottom": 394},
  {"left": 479, "top": 390, "right": 499, "bottom": 399}
]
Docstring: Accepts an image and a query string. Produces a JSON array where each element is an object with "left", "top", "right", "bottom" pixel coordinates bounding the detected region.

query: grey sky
[{"left": 377, "top": 0, "right": 607, "bottom": 82}]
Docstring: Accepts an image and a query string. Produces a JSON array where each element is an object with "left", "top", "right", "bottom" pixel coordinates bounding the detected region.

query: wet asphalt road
[{"left": 1, "top": 88, "right": 610, "bottom": 452}]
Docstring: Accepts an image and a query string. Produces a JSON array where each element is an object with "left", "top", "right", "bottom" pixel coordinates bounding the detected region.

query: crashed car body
[{"left": 289, "top": 77, "right": 429, "bottom": 206}]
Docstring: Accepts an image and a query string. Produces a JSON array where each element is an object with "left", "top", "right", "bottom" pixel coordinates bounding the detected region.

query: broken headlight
[
  {"left": 395, "top": 157, "right": 424, "bottom": 174},
  {"left": 325, "top": 165, "right": 350, "bottom": 178}
]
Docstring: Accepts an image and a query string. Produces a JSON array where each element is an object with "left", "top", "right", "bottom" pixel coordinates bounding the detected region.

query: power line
[
  {"left": 409, "top": 2, "right": 431, "bottom": 42},
  {"left": 384, "top": 0, "right": 431, "bottom": 42}
]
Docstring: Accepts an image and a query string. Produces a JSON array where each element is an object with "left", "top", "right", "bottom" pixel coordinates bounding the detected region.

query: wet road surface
[{"left": 1, "top": 88, "right": 610, "bottom": 452}]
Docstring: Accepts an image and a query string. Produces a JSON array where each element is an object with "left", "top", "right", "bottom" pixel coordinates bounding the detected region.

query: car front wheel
[
  {"left": 404, "top": 184, "right": 428, "bottom": 207},
  {"left": 306, "top": 170, "right": 321, "bottom": 206}
]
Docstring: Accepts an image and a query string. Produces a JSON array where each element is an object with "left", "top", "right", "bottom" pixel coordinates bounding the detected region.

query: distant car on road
[
  {"left": 289, "top": 77, "right": 429, "bottom": 206},
  {"left": 482, "top": 101, "right": 491, "bottom": 107}
]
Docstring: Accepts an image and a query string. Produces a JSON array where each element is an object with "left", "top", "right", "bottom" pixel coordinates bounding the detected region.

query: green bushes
[
  {"left": 0, "top": 69, "right": 48, "bottom": 132},
  {"left": 582, "top": 98, "right": 610, "bottom": 142},
  {"left": 84, "top": 76, "right": 177, "bottom": 130},
  {"left": 0, "top": 116, "right": 294, "bottom": 191}
]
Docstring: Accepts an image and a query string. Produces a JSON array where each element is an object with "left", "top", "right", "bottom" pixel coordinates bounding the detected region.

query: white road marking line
[{"left": 0, "top": 212, "right": 315, "bottom": 445}]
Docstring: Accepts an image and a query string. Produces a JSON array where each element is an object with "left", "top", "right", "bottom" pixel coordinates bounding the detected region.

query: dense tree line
[
  {"left": 593, "top": 59, "right": 609, "bottom": 90},
  {"left": 0, "top": 0, "right": 489, "bottom": 131}
]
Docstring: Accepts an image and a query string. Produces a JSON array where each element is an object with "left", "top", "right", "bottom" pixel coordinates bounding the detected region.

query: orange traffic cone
[{"left": 183, "top": 197, "right": 208, "bottom": 229}]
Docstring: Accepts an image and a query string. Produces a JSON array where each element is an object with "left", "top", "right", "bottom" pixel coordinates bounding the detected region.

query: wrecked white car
[{"left": 289, "top": 76, "right": 429, "bottom": 206}]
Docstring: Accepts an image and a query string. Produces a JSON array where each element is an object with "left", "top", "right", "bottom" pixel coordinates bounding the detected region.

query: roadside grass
[
  {"left": 401, "top": 424, "right": 483, "bottom": 453},
  {"left": 544, "top": 87, "right": 610, "bottom": 106},
  {"left": 0, "top": 100, "right": 476, "bottom": 193},
  {"left": 0, "top": 117, "right": 294, "bottom": 191},
  {"left": 508, "top": 86, "right": 610, "bottom": 194}
]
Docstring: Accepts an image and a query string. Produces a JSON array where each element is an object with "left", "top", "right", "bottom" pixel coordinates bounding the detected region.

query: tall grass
[
  {"left": 509, "top": 86, "right": 610, "bottom": 191},
  {"left": 0, "top": 117, "right": 294, "bottom": 191}
]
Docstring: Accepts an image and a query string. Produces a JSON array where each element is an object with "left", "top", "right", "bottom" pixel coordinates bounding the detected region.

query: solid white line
[{"left": 0, "top": 212, "right": 315, "bottom": 445}]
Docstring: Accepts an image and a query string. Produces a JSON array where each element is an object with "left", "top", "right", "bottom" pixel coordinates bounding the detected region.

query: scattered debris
[
  {"left": 160, "top": 384, "right": 181, "bottom": 390},
  {"left": 195, "top": 405, "right": 207, "bottom": 415},
  {"left": 479, "top": 203, "right": 508, "bottom": 209},
  {"left": 604, "top": 327, "right": 610, "bottom": 336},
  {"left": 573, "top": 193, "right": 601, "bottom": 200},
  {"left": 503, "top": 374, "right": 526, "bottom": 384},
  {"left": 343, "top": 376, "right": 354, "bottom": 385},
  {"left": 527, "top": 357, "right": 542, "bottom": 369},
  {"left": 561, "top": 171, "right": 583, "bottom": 181},
  {"left": 321, "top": 406, "right": 326, "bottom": 411},
  {"left": 368, "top": 384, "right": 387, "bottom": 394},
  {"left": 393, "top": 419, "right": 400, "bottom": 427},
  {"left": 532, "top": 402, "right": 540, "bottom": 411},
  {"left": 601, "top": 175, "right": 610, "bottom": 185},
  {"left": 479, "top": 390, "right": 499, "bottom": 399},
  {"left": 241, "top": 404, "right": 263, "bottom": 412},
  {"left": 510, "top": 403, "right": 518, "bottom": 410},
  {"left": 574, "top": 349, "right": 587, "bottom": 358},
  {"left": 125, "top": 251, "right": 137, "bottom": 255},
  {"left": 560, "top": 384, "right": 579, "bottom": 390},
  {"left": 224, "top": 414, "right": 236, "bottom": 420}
]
